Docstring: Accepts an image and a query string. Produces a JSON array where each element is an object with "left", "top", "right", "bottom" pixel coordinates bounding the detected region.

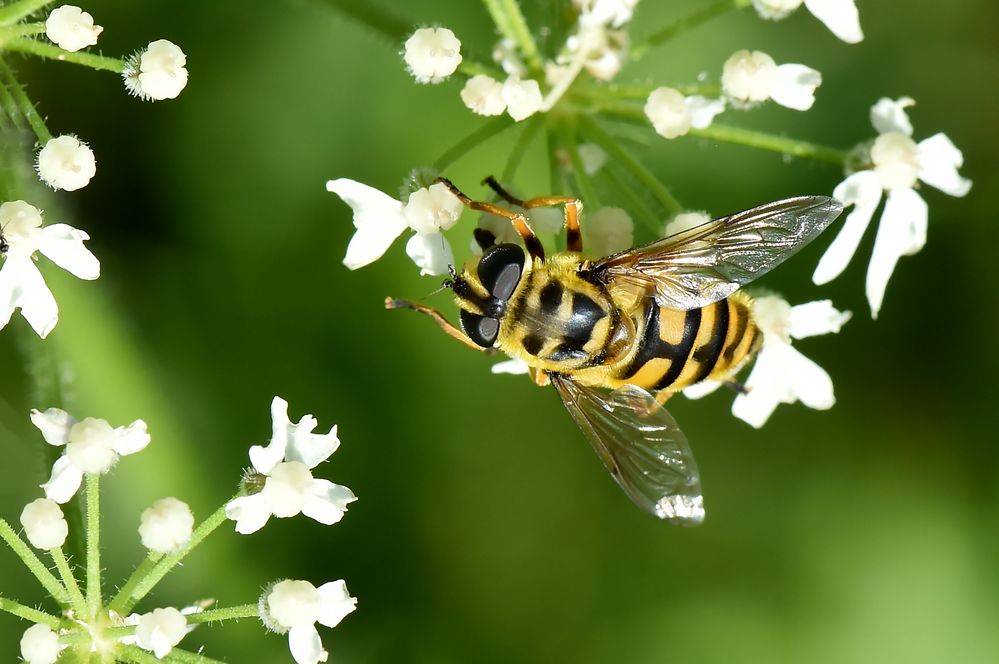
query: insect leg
[
  {"left": 482, "top": 175, "right": 583, "bottom": 253},
  {"left": 434, "top": 177, "right": 546, "bottom": 260},
  {"left": 384, "top": 297, "right": 494, "bottom": 354},
  {"left": 529, "top": 367, "right": 551, "bottom": 387}
]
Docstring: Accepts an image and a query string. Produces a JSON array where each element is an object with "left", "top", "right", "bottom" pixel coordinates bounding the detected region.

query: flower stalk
[
  {"left": 85, "top": 473, "right": 101, "bottom": 614},
  {"left": 1, "top": 37, "right": 125, "bottom": 72},
  {"left": 185, "top": 603, "right": 260, "bottom": 625},
  {"left": 0, "top": 519, "right": 69, "bottom": 605},
  {"left": 51, "top": 546, "right": 87, "bottom": 615},
  {"left": 0, "top": 0, "right": 55, "bottom": 26},
  {"left": 481, "top": 0, "right": 543, "bottom": 75},
  {"left": 0, "top": 594, "right": 62, "bottom": 628},
  {"left": 0, "top": 57, "right": 52, "bottom": 143}
]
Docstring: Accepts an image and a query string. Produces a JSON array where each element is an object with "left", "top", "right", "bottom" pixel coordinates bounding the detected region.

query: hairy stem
[
  {"left": 85, "top": 474, "right": 101, "bottom": 615},
  {"left": 186, "top": 603, "right": 259, "bottom": 625},
  {"left": 689, "top": 123, "right": 849, "bottom": 165},
  {"left": 432, "top": 115, "right": 514, "bottom": 173},
  {"left": 2, "top": 37, "right": 125, "bottom": 72},
  {"left": 51, "top": 547, "right": 87, "bottom": 615},
  {"left": 632, "top": 0, "right": 751, "bottom": 61},
  {"left": 0, "top": 594, "right": 63, "bottom": 628},
  {"left": 0, "top": 519, "right": 69, "bottom": 605},
  {"left": 0, "top": 57, "right": 51, "bottom": 143},
  {"left": 481, "top": 0, "right": 543, "bottom": 75},
  {"left": 0, "top": 0, "right": 56, "bottom": 25},
  {"left": 500, "top": 114, "right": 542, "bottom": 184},
  {"left": 107, "top": 552, "right": 163, "bottom": 616}
]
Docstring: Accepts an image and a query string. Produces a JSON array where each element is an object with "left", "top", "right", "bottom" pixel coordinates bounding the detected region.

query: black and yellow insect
[{"left": 388, "top": 177, "right": 842, "bottom": 524}]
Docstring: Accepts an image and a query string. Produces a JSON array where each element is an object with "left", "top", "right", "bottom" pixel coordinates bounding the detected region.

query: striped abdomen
[{"left": 604, "top": 292, "right": 760, "bottom": 393}]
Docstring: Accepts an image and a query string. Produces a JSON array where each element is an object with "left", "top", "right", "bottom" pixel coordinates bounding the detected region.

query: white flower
[
  {"left": 501, "top": 76, "right": 543, "bottom": 121},
  {"left": 139, "top": 497, "right": 194, "bottom": 553},
  {"left": 492, "top": 38, "right": 526, "bottom": 77},
  {"left": 584, "top": 207, "right": 633, "bottom": 257},
  {"left": 721, "top": 49, "right": 821, "bottom": 111},
  {"left": 1, "top": 200, "right": 100, "bottom": 338},
  {"left": 491, "top": 358, "right": 530, "bottom": 375},
  {"left": 123, "top": 39, "right": 188, "bottom": 101},
  {"left": 20, "top": 624, "right": 63, "bottom": 664},
  {"left": 327, "top": 178, "right": 463, "bottom": 275},
  {"left": 36, "top": 135, "right": 96, "bottom": 191},
  {"left": 132, "top": 608, "right": 188, "bottom": 658},
  {"left": 644, "top": 87, "right": 725, "bottom": 139},
  {"left": 45, "top": 5, "right": 102, "bottom": 52},
  {"left": 751, "top": 0, "right": 863, "bottom": 44},
  {"left": 574, "top": 0, "right": 640, "bottom": 27},
  {"left": 264, "top": 579, "right": 357, "bottom": 664},
  {"left": 404, "top": 27, "right": 462, "bottom": 84},
  {"left": 731, "top": 296, "right": 850, "bottom": 428},
  {"left": 31, "top": 408, "right": 150, "bottom": 503},
  {"left": 664, "top": 210, "right": 711, "bottom": 237},
  {"left": 812, "top": 97, "right": 971, "bottom": 317},
  {"left": 225, "top": 397, "right": 355, "bottom": 535},
  {"left": 20, "top": 498, "right": 68, "bottom": 550},
  {"left": 460, "top": 75, "right": 506, "bottom": 116}
]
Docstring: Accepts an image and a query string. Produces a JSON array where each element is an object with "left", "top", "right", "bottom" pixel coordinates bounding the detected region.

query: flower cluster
[{"left": 1, "top": 398, "right": 356, "bottom": 664}]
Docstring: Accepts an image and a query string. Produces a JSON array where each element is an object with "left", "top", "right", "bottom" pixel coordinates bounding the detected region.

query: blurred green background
[{"left": 2, "top": 0, "right": 998, "bottom": 661}]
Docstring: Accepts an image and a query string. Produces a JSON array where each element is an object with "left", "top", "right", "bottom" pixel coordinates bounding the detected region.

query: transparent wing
[
  {"left": 551, "top": 376, "right": 704, "bottom": 524},
  {"left": 591, "top": 196, "right": 843, "bottom": 310}
]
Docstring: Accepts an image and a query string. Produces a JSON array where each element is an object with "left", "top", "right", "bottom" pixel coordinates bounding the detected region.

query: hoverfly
[{"left": 387, "top": 176, "right": 842, "bottom": 524}]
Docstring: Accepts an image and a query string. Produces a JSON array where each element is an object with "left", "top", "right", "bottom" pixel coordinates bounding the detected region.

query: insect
[{"left": 387, "top": 176, "right": 843, "bottom": 524}]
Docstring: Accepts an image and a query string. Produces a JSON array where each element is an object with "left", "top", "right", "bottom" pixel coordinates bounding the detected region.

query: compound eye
[
  {"left": 460, "top": 310, "right": 500, "bottom": 348},
  {"left": 477, "top": 243, "right": 525, "bottom": 301}
]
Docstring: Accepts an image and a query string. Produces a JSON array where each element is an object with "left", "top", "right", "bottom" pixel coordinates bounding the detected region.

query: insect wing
[
  {"left": 595, "top": 196, "right": 843, "bottom": 310},
  {"left": 552, "top": 376, "right": 704, "bottom": 524}
]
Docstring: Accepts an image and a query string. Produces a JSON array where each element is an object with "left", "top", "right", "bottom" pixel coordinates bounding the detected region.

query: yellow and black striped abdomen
[{"left": 602, "top": 291, "right": 760, "bottom": 394}]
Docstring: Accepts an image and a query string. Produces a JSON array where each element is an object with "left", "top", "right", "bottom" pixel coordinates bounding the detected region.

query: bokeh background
[{"left": 2, "top": 0, "right": 998, "bottom": 661}]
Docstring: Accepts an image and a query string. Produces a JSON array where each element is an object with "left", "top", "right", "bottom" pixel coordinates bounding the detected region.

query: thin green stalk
[
  {"left": 315, "top": 0, "right": 411, "bottom": 44},
  {"left": 0, "top": 57, "right": 50, "bottom": 142},
  {"left": 107, "top": 552, "right": 163, "bottom": 616},
  {"left": 457, "top": 59, "right": 507, "bottom": 80},
  {"left": 632, "top": 0, "right": 751, "bottom": 61},
  {"left": 186, "top": 603, "right": 259, "bottom": 625},
  {"left": 119, "top": 505, "right": 228, "bottom": 614},
  {"left": 500, "top": 114, "right": 542, "bottom": 183},
  {"left": 432, "top": 115, "right": 514, "bottom": 173},
  {"left": 164, "top": 648, "right": 229, "bottom": 664},
  {"left": 603, "top": 165, "right": 663, "bottom": 236},
  {"left": 481, "top": 0, "right": 543, "bottom": 75},
  {"left": 0, "top": 0, "right": 55, "bottom": 25},
  {"left": 2, "top": 38, "right": 124, "bottom": 72},
  {"left": 51, "top": 547, "right": 87, "bottom": 615},
  {"left": 689, "top": 123, "right": 849, "bottom": 165},
  {"left": 0, "top": 519, "right": 69, "bottom": 604},
  {"left": 559, "top": 123, "right": 600, "bottom": 208},
  {"left": 546, "top": 125, "right": 563, "bottom": 195},
  {"left": 579, "top": 116, "right": 682, "bottom": 215},
  {"left": 0, "top": 22, "right": 46, "bottom": 41},
  {"left": 85, "top": 474, "right": 101, "bottom": 615},
  {"left": 0, "top": 594, "right": 63, "bottom": 627},
  {"left": 119, "top": 644, "right": 171, "bottom": 664}
]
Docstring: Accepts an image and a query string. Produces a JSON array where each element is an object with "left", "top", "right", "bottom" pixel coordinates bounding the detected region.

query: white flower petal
[
  {"left": 403, "top": 183, "right": 464, "bottom": 235},
  {"left": 38, "top": 224, "right": 100, "bottom": 280},
  {"left": 288, "top": 624, "right": 327, "bottom": 664},
  {"left": 788, "top": 300, "right": 851, "bottom": 339},
  {"left": 0, "top": 254, "right": 58, "bottom": 338},
  {"left": 41, "top": 455, "right": 84, "bottom": 504},
  {"left": 804, "top": 0, "right": 863, "bottom": 43},
  {"left": 113, "top": 419, "right": 150, "bottom": 455},
  {"left": 134, "top": 40, "right": 188, "bottom": 101},
  {"left": 316, "top": 580, "right": 357, "bottom": 629},
  {"left": 287, "top": 418, "right": 340, "bottom": 470},
  {"left": 460, "top": 75, "right": 506, "bottom": 116},
  {"left": 135, "top": 607, "right": 187, "bottom": 658},
  {"left": 777, "top": 343, "right": 835, "bottom": 410},
  {"left": 302, "top": 479, "right": 356, "bottom": 525},
  {"left": 225, "top": 494, "right": 271, "bottom": 534},
  {"left": 682, "top": 379, "right": 723, "bottom": 400},
  {"left": 870, "top": 96, "right": 914, "bottom": 136},
  {"left": 491, "top": 358, "right": 530, "bottom": 375},
  {"left": 916, "top": 133, "right": 972, "bottom": 197},
  {"left": 403, "top": 27, "right": 462, "bottom": 84},
  {"left": 30, "top": 407, "right": 75, "bottom": 446},
  {"left": 501, "top": 76, "right": 543, "bottom": 122},
  {"left": 45, "top": 5, "right": 103, "bottom": 52},
  {"left": 812, "top": 171, "right": 883, "bottom": 285},
  {"left": 865, "top": 187, "right": 927, "bottom": 318},
  {"left": 326, "top": 179, "right": 408, "bottom": 270},
  {"left": 405, "top": 232, "right": 454, "bottom": 276},
  {"left": 731, "top": 346, "right": 788, "bottom": 429},
  {"left": 20, "top": 498, "right": 68, "bottom": 550},
  {"left": 36, "top": 135, "right": 96, "bottom": 192},
  {"left": 771, "top": 64, "right": 821, "bottom": 111},
  {"left": 644, "top": 87, "right": 691, "bottom": 139},
  {"left": 685, "top": 95, "right": 726, "bottom": 129},
  {"left": 250, "top": 397, "right": 291, "bottom": 474},
  {"left": 20, "top": 623, "right": 62, "bottom": 664},
  {"left": 139, "top": 497, "right": 194, "bottom": 553},
  {"left": 721, "top": 50, "right": 777, "bottom": 103}
]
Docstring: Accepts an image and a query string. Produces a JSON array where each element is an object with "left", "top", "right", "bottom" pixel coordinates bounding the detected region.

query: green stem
[
  {"left": 1, "top": 38, "right": 125, "bottom": 72},
  {"left": 0, "top": 57, "right": 51, "bottom": 142},
  {"left": 546, "top": 125, "right": 563, "bottom": 195},
  {"left": 578, "top": 116, "right": 682, "bottom": 215},
  {"left": 500, "top": 114, "right": 542, "bottom": 183},
  {"left": 119, "top": 505, "right": 228, "bottom": 614},
  {"left": 603, "top": 165, "right": 662, "bottom": 236},
  {"left": 119, "top": 644, "right": 171, "bottom": 664},
  {"left": 85, "top": 474, "right": 101, "bottom": 615},
  {"left": 107, "top": 552, "right": 163, "bottom": 616},
  {"left": 186, "top": 603, "right": 259, "bottom": 625},
  {"left": 689, "top": 123, "right": 849, "bottom": 165},
  {"left": 51, "top": 547, "right": 87, "bottom": 615},
  {"left": 457, "top": 59, "right": 507, "bottom": 80},
  {"left": 0, "top": 594, "right": 63, "bottom": 627},
  {"left": 0, "top": 519, "right": 69, "bottom": 605},
  {"left": 632, "top": 0, "right": 751, "bottom": 61},
  {"left": 0, "top": 0, "right": 55, "bottom": 25},
  {"left": 164, "top": 648, "right": 229, "bottom": 664},
  {"left": 315, "top": 0, "right": 411, "bottom": 44},
  {"left": 559, "top": 123, "right": 600, "bottom": 208},
  {"left": 431, "top": 115, "right": 514, "bottom": 173},
  {"left": 0, "top": 22, "right": 46, "bottom": 40},
  {"left": 481, "top": 0, "right": 543, "bottom": 76}
]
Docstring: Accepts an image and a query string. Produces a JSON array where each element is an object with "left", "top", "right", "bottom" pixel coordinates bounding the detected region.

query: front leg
[{"left": 385, "top": 297, "right": 495, "bottom": 354}]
